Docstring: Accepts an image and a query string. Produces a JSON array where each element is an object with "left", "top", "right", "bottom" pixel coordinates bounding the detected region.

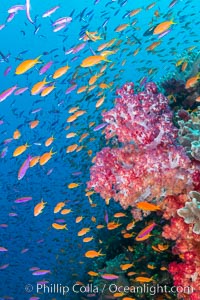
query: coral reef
[
  {"left": 162, "top": 194, "right": 200, "bottom": 299},
  {"left": 88, "top": 82, "right": 193, "bottom": 219},
  {"left": 178, "top": 107, "right": 200, "bottom": 161},
  {"left": 177, "top": 191, "right": 200, "bottom": 235}
]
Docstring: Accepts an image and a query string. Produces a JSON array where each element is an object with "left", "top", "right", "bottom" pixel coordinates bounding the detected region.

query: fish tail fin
[
  {"left": 36, "top": 55, "right": 43, "bottom": 63},
  {"left": 170, "top": 18, "right": 177, "bottom": 25},
  {"left": 25, "top": 142, "right": 31, "bottom": 148},
  {"left": 104, "top": 58, "right": 112, "bottom": 63},
  {"left": 50, "top": 147, "right": 57, "bottom": 155},
  {"left": 99, "top": 249, "right": 105, "bottom": 256}
]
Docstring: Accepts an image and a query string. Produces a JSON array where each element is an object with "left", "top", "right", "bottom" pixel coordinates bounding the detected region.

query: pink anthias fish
[
  {"left": 39, "top": 61, "right": 53, "bottom": 75},
  {"left": 8, "top": 5, "right": 25, "bottom": 14},
  {"left": 135, "top": 222, "right": 156, "bottom": 241},
  {"left": 32, "top": 269, "right": 51, "bottom": 275},
  {"left": 26, "top": 0, "right": 34, "bottom": 24},
  {"left": 93, "top": 123, "right": 107, "bottom": 131},
  {"left": 0, "top": 264, "right": 9, "bottom": 270},
  {"left": 29, "top": 297, "right": 40, "bottom": 300},
  {"left": 53, "top": 23, "right": 66, "bottom": 32},
  {"left": 65, "top": 43, "right": 86, "bottom": 55},
  {"left": 7, "top": 13, "right": 16, "bottom": 23},
  {"left": 0, "top": 85, "right": 17, "bottom": 102},
  {"left": 42, "top": 5, "right": 60, "bottom": 18},
  {"left": 0, "top": 247, "right": 8, "bottom": 252},
  {"left": 8, "top": 212, "right": 18, "bottom": 217},
  {"left": 21, "top": 248, "right": 29, "bottom": 253},
  {"left": 0, "top": 24, "right": 5, "bottom": 30},
  {"left": 14, "top": 87, "right": 29, "bottom": 95},
  {"left": 18, "top": 155, "right": 32, "bottom": 180},
  {"left": 101, "top": 274, "right": 119, "bottom": 280},
  {"left": 15, "top": 196, "right": 32, "bottom": 203},
  {"left": 52, "top": 17, "right": 72, "bottom": 27}
]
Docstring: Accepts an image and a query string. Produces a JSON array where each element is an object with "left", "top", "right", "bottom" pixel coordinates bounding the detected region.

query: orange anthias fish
[
  {"left": 78, "top": 227, "right": 90, "bottom": 236},
  {"left": 13, "top": 129, "right": 21, "bottom": 139},
  {"left": 114, "top": 212, "right": 127, "bottom": 218},
  {"left": 153, "top": 20, "right": 175, "bottom": 35},
  {"left": 68, "top": 182, "right": 80, "bottom": 189},
  {"left": 54, "top": 202, "right": 65, "bottom": 213},
  {"left": 120, "top": 263, "right": 134, "bottom": 271},
  {"left": 75, "top": 216, "right": 84, "bottom": 223},
  {"left": 84, "top": 249, "right": 105, "bottom": 258},
  {"left": 52, "top": 65, "right": 70, "bottom": 79},
  {"left": 34, "top": 199, "right": 47, "bottom": 216},
  {"left": 66, "top": 144, "right": 78, "bottom": 153},
  {"left": 60, "top": 208, "right": 72, "bottom": 215},
  {"left": 41, "top": 84, "right": 55, "bottom": 97},
  {"left": 45, "top": 136, "right": 55, "bottom": 147},
  {"left": 52, "top": 223, "right": 67, "bottom": 230},
  {"left": 107, "top": 222, "right": 122, "bottom": 230},
  {"left": 13, "top": 143, "right": 29, "bottom": 157},
  {"left": 114, "top": 23, "right": 130, "bottom": 32},
  {"left": 88, "top": 271, "right": 99, "bottom": 276},
  {"left": 15, "top": 55, "right": 42, "bottom": 75},
  {"left": 29, "top": 120, "right": 39, "bottom": 129},
  {"left": 136, "top": 202, "right": 160, "bottom": 211},
  {"left": 80, "top": 55, "right": 110, "bottom": 68},
  {"left": 39, "top": 148, "right": 56, "bottom": 165},
  {"left": 29, "top": 156, "right": 40, "bottom": 167},
  {"left": 185, "top": 73, "right": 200, "bottom": 89},
  {"left": 134, "top": 276, "right": 154, "bottom": 283},
  {"left": 83, "top": 236, "right": 94, "bottom": 243},
  {"left": 31, "top": 77, "right": 49, "bottom": 95}
]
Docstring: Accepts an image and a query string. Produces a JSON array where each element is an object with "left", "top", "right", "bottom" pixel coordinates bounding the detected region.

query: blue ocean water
[{"left": 0, "top": 0, "right": 199, "bottom": 299}]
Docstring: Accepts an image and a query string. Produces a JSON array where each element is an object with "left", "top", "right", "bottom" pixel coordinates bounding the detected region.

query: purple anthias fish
[
  {"left": 42, "top": 5, "right": 60, "bottom": 18},
  {"left": 4, "top": 66, "right": 12, "bottom": 76},
  {"left": 14, "top": 87, "right": 28, "bottom": 95},
  {"left": 158, "top": 29, "right": 172, "bottom": 39},
  {"left": 0, "top": 85, "right": 17, "bottom": 102},
  {"left": 93, "top": 123, "right": 107, "bottom": 131},
  {"left": 39, "top": 61, "right": 53, "bottom": 75},
  {"left": 15, "top": 197, "right": 32, "bottom": 203},
  {"left": 53, "top": 17, "right": 72, "bottom": 27},
  {"left": 7, "top": 13, "right": 16, "bottom": 23},
  {"left": 3, "top": 138, "right": 13, "bottom": 145},
  {"left": 8, "top": 5, "right": 25, "bottom": 14},
  {"left": 18, "top": 155, "right": 32, "bottom": 180},
  {"left": 0, "top": 147, "right": 8, "bottom": 158},
  {"left": 31, "top": 108, "right": 42, "bottom": 114},
  {"left": 68, "top": 43, "right": 86, "bottom": 54},
  {"left": 65, "top": 84, "right": 77, "bottom": 94},
  {"left": 53, "top": 23, "right": 66, "bottom": 32},
  {"left": 32, "top": 270, "right": 51, "bottom": 275}
]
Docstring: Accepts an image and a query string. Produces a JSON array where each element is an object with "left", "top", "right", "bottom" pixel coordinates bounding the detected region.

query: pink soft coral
[
  {"left": 88, "top": 82, "right": 193, "bottom": 218},
  {"left": 162, "top": 195, "right": 200, "bottom": 299}
]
